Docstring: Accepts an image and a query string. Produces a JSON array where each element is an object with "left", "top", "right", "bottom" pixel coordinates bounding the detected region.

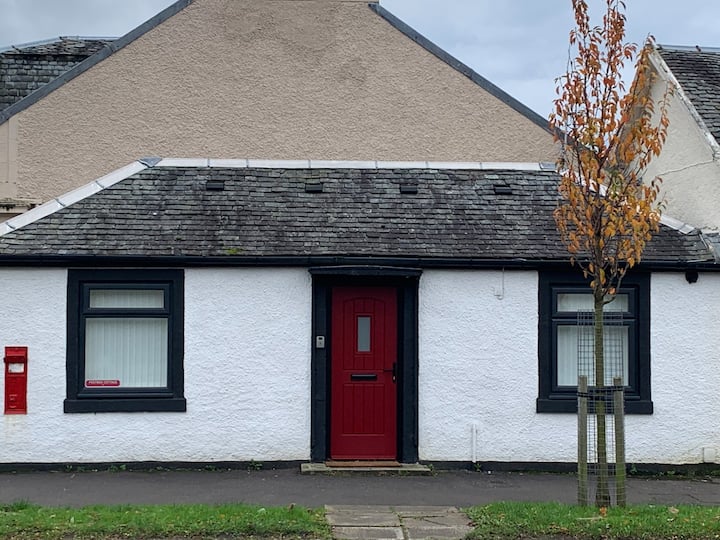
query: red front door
[{"left": 330, "top": 286, "right": 398, "bottom": 460}]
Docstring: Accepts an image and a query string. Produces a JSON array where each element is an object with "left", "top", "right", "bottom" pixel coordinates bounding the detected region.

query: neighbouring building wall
[
  {"left": 643, "top": 72, "right": 720, "bottom": 231},
  {"left": 0, "top": 117, "right": 17, "bottom": 198},
  {"left": 418, "top": 269, "right": 720, "bottom": 464},
  {"left": 0, "top": 267, "right": 312, "bottom": 464},
  {"left": 9, "top": 0, "right": 555, "bottom": 203}
]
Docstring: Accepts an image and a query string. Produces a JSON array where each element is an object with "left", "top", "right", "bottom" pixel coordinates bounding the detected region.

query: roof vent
[
  {"left": 400, "top": 184, "right": 418, "bottom": 194},
  {"left": 205, "top": 179, "right": 225, "bottom": 191},
  {"left": 305, "top": 182, "right": 324, "bottom": 193},
  {"left": 493, "top": 184, "right": 513, "bottom": 195}
]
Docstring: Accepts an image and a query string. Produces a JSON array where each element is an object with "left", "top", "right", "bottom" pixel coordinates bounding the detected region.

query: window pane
[
  {"left": 557, "top": 326, "right": 581, "bottom": 386},
  {"left": 357, "top": 316, "right": 371, "bottom": 352},
  {"left": 90, "top": 289, "right": 165, "bottom": 309},
  {"left": 85, "top": 318, "right": 168, "bottom": 387},
  {"left": 557, "top": 293, "right": 628, "bottom": 313},
  {"left": 557, "top": 325, "right": 629, "bottom": 386},
  {"left": 604, "top": 326, "right": 629, "bottom": 385}
]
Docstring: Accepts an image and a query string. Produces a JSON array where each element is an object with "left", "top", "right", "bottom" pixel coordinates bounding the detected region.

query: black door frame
[{"left": 309, "top": 266, "right": 421, "bottom": 463}]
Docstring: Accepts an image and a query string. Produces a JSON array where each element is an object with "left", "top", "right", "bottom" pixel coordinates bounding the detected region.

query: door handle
[{"left": 383, "top": 362, "right": 397, "bottom": 383}]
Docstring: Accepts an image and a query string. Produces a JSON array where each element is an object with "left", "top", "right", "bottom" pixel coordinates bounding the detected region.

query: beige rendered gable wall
[
  {"left": 642, "top": 63, "right": 720, "bottom": 232},
  {"left": 12, "top": 0, "right": 556, "bottom": 202}
]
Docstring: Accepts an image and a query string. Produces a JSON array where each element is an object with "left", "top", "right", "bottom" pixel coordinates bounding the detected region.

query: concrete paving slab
[
  {"left": 327, "top": 505, "right": 472, "bottom": 540},
  {"left": 333, "top": 526, "right": 404, "bottom": 539},
  {"left": 402, "top": 515, "right": 471, "bottom": 529},
  {"left": 326, "top": 508, "right": 401, "bottom": 527},
  {"left": 400, "top": 507, "right": 473, "bottom": 540},
  {"left": 393, "top": 506, "right": 460, "bottom": 517},
  {"left": 403, "top": 526, "right": 470, "bottom": 540},
  {"left": 328, "top": 505, "right": 395, "bottom": 512}
]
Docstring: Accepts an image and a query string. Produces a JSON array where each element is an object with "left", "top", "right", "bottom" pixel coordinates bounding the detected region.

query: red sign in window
[{"left": 86, "top": 380, "right": 121, "bottom": 387}]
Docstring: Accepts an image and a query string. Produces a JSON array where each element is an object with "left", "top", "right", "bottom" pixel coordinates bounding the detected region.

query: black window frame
[
  {"left": 65, "top": 269, "right": 185, "bottom": 413},
  {"left": 537, "top": 271, "right": 652, "bottom": 414}
]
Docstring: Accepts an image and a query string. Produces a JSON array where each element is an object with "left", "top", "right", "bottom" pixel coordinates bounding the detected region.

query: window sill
[
  {"left": 64, "top": 397, "right": 186, "bottom": 413},
  {"left": 536, "top": 398, "right": 653, "bottom": 415}
]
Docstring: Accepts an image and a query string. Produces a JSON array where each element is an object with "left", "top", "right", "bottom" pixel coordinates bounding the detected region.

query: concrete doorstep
[
  {"left": 302, "top": 463, "right": 433, "bottom": 475},
  {"left": 325, "top": 505, "right": 473, "bottom": 540}
]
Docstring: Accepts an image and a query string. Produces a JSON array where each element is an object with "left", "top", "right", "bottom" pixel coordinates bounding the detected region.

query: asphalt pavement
[{"left": 0, "top": 468, "right": 718, "bottom": 508}]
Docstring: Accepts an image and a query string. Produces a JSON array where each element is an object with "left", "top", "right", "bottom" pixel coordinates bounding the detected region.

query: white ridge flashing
[
  {"left": 660, "top": 214, "right": 696, "bottom": 235},
  {"left": 0, "top": 161, "right": 148, "bottom": 236},
  {"left": 203, "top": 159, "right": 554, "bottom": 170},
  {"left": 0, "top": 158, "right": 553, "bottom": 236}
]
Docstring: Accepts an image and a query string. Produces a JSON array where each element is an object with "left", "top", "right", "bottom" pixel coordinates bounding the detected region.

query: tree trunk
[{"left": 594, "top": 290, "right": 611, "bottom": 507}]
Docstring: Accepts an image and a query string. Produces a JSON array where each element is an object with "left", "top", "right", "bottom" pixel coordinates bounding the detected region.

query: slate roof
[
  {"left": 658, "top": 46, "right": 720, "bottom": 143},
  {"left": 0, "top": 37, "right": 113, "bottom": 112},
  {"left": 0, "top": 165, "right": 712, "bottom": 266}
]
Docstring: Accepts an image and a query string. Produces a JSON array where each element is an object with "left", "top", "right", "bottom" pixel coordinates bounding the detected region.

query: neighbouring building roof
[
  {"left": 0, "top": 160, "right": 712, "bottom": 267},
  {"left": 657, "top": 45, "right": 720, "bottom": 144},
  {"left": 0, "top": 37, "right": 114, "bottom": 112}
]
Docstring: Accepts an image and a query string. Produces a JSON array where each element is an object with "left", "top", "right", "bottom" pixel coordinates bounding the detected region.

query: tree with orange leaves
[{"left": 550, "top": 0, "right": 670, "bottom": 507}]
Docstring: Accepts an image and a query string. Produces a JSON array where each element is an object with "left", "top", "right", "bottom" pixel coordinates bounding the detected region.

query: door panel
[{"left": 330, "top": 286, "right": 397, "bottom": 460}]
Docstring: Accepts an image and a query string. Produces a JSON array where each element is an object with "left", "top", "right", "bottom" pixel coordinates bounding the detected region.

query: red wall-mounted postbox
[{"left": 4, "top": 346, "right": 28, "bottom": 414}]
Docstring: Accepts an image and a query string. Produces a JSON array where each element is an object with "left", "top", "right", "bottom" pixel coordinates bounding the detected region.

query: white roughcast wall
[
  {"left": 0, "top": 268, "right": 312, "bottom": 463},
  {"left": 418, "top": 269, "right": 720, "bottom": 464},
  {"left": 2, "top": 267, "right": 718, "bottom": 464}
]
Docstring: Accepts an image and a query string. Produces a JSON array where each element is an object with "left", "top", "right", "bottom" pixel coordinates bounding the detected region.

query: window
[
  {"left": 537, "top": 272, "right": 652, "bottom": 414},
  {"left": 357, "top": 316, "right": 371, "bottom": 352},
  {"left": 65, "top": 270, "right": 185, "bottom": 413}
]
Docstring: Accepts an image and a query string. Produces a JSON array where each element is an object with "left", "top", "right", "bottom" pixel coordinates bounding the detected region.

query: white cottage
[{"left": 0, "top": 160, "right": 717, "bottom": 467}]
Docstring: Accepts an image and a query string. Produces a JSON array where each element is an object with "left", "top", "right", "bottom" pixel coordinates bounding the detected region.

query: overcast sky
[{"left": 1, "top": 0, "right": 719, "bottom": 118}]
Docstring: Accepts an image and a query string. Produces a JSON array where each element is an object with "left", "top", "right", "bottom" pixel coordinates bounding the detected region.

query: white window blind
[
  {"left": 557, "top": 325, "right": 628, "bottom": 386},
  {"left": 85, "top": 318, "right": 168, "bottom": 388}
]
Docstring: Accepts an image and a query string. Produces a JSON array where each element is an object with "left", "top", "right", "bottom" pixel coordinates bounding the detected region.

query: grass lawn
[
  {"left": 4, "top": 500, "right": 720, "bottom": 539},
  {"left": 466, "top": 501, "right": 720, "bottom": 539},
  {"left": 0, "top": 501, "right": 331, "bottom": 539}
]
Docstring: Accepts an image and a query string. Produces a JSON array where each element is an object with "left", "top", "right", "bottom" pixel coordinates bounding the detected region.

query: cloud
[{"left": 0, "top": 0, "right": 175, "bottom": 46}]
